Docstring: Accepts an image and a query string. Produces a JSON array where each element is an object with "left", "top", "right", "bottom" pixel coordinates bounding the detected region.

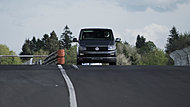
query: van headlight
[
  {"left": 108, "top": 45, "right": 116, "bottom": 50},
  {"left": 79, "top": 46, "right": 87, "bottom": 50}
]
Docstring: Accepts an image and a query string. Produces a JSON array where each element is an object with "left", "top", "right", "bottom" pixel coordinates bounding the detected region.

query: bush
[
  {"left": 117, "top": 54, "right": 131, "bottom": 65},
  {"left": 64, "top": 45, "right": 77, "bottom": 64},
  {"left": 116, "top": 42, "right": 141, "bottom": 65},
  {"left": 0, "top": 44, "right": 22, "bottom": 64},
  {"left": 138, "top": 49, "right": 168, "bottom": 65}
]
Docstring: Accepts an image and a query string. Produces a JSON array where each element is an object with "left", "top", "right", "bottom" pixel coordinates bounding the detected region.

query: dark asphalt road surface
[
  {"left": 66, "top": 65, "right": 190, "bottom": 107},
  {"left": 0, "top": 65, "right": 69, "bottom": 107},
  {"left": 0, "top": 65, "right": 190, "bottom": 107}
]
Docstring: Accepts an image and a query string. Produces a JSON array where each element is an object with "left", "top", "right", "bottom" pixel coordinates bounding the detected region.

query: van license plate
[{"left": 92, "top": 57, "right": 103, "bottom": 60}]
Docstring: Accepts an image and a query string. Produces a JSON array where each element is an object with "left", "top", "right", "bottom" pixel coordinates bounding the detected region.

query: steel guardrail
[
  {"left": 43, "top": 51, "right": 58, "bottom": 65},
  {"left": 170, "top": 46, "right": 190, "bottom": 66},
  {"left": 0, "top": 55, "right": 48, "bottom": 58}
]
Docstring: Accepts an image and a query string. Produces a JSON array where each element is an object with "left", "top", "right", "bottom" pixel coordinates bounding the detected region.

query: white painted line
[
  {"left": 71, "top": 64, "right": 79, "bottom": 70},
  {"left": 57, "top": 65, "right": 78, "bottom": 107}
]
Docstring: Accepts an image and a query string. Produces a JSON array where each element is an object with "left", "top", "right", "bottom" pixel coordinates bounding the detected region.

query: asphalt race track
[
  {"left": 0, "top": 65, "right": 190, "bottom": 107},
  {"left": 0, "top": 65, "right": 69, "bottom": 107}
]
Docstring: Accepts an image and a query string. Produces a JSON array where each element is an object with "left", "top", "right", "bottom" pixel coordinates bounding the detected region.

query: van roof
[{"left": 81, "top": 28, "right": 112, "bottom": 30}]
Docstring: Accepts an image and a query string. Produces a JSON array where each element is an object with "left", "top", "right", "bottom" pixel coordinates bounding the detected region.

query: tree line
[
  {"left": 117, "top": 26, "right": 190, "bottom": 65},
  {"left": 165, "top": 26, "right": 190, "bottom": 53},
  {"left": 0, "top": 44, "right": 22, "bottom": 64},
  {"left": 20, "top": 25, "right": 73, "bottom": 55},
  {"left": 20, "top": 31, "right": 59, "bottom": 55},
  {"left": 116, "top": 36, "right": 168, "bottom": 65},
  {"left": 19, "top": 25, "right": 74, "bottom": 63},
  {"left": 1, "top": 26, "right": 189, "bottom": 65}
]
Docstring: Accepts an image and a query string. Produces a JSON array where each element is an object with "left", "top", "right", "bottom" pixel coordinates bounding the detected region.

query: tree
[
  {"left": 134, "top": 34, "right": 169, "bottom": 65},
  {"left": 116, "top": 41, "right": 141, "bottom": 65},
  {"left": 47, "top": 31, "right": 59, "bottom": 53},
  {"left": 33, "top": 49, "right": 49, "bottom": 63},
  {"left": 0, "top": 44, "right": 22, "bottom": 64},
  {"left": 20, "top": 37, "right": 38, "bottom": 55},
  {"left": 144, "top": 41, "right": 156, "bottom": 51},
  {"left": 42, "top": 34, "right": 50, "bottom": 51},
  {"left": 116, "top": 42, "right": 131, "bottom": 65},
  {"left": 168, "top": 26, "right": 179, "bottom": 44},
  {"left": 135, "top": 34, "right": 156, "bottom": 54},
  {"left": 139, "top": 41, "right": 156, "bottom": 54},
  {"left": 116, "top": 42, "right": 124, "bottom": 54},
  {"left": 136, "top": 35, "right": 146, "bottom": 48},
  {"left": 64, "top": 45, "right": 77, "bottom": 64},
  {"left": 138, "top": 49, "right": 168, "bottom": 65},
  {"left": 20, "top": 39, "right": 32, "bottom": 55},
  {"left": 126, "top": 45, "right": 141, "bottom": 65},
  {"left": 170, "top": 32, "right": 190, "bottom": 51},
  {"left": 30, "top": 36, "right": 37, "bottom": 52},
  {"left": 36, "top": 38, "right": 43, "bottom": 51},
  {"left": 20, "top": 31, "right": 60, "bottom": 55},
  {"left": 165, "top": 26, "right": 179, "bottom": 53},
  {"left": 117, "top": 54, "right": 130, "bottom": 65},
  {"left": 60, "top": 25, "right": 73, "bottom": 49}
]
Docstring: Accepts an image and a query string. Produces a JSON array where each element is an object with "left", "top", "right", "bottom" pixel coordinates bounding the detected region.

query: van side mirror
[
  {"left": 73, "top": 38, "right": 78, "bottom": 42},
  {"left": 115, "top": 38, "right": 121, "bottom": 42}
]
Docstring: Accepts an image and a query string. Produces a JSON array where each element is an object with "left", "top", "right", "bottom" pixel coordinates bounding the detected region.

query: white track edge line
[{"left": 58, "top": 65, "right": 78, "bottom": 107}]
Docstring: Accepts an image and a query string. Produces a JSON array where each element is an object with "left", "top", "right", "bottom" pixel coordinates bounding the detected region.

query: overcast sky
[{"left": 0, "top": 0, "right": 190, "bottom": 54}]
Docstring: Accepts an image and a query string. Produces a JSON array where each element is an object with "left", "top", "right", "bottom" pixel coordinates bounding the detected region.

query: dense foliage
[
  {"left": 116, "top": 42, "right": 141, "bottom": 65},
  {"left": 60, "top": 25, "right": 73, "bottom": 49},
  {"left": 19, "top": 26, "right": 74, "bottom": 64},
  {"left": 117, "top": 38, "right": 169, "bottom": 65},
  {"left": 165, "top": 26, "right": 190, "bottom": 53},
  {"left": 2, "top": 25, "right": 189, "bottom": 65},
  {"left": 138, "top": 49, "right": 168, "bottom": 65},
  {"left": 0, "top": 44, "right": 22, "bottom": 64},
  {"left": 20, "top": 31, "right": 59, "bottom": 55},
  {"left": 135, "top": 35, "right": 169, "bottom": 65},
  {"left": 64, "top": 45, "right": 77, "bottom": 64},
  {"left": 136, "top": 35, "right": 146, "bottom": 49}
]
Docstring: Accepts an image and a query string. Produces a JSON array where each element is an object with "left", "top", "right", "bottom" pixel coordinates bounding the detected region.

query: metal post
[
  {"left": 39, "top": 59, "right": 42, "bottom": 65},
  {"left": 29, "top": 58, "right": 33, "bottom": 65}
]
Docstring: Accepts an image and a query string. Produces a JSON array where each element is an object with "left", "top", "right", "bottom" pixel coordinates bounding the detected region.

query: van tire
[
  {"left": 109, "top": 62, "right": 116, "bottom": 65},
  {"left": 77, "top": 62, "right": 82, "bottom": 65}
]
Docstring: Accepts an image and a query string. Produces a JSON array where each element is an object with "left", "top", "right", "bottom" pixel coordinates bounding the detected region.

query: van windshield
[{"left": 79, "top": 29, "right": 114, "bottom": 40}]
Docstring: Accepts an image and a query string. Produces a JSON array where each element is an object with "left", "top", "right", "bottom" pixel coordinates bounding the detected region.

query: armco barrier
[
  {"left": 43, "top": 49, "right": 65, "bottom": 65},
  {"left": 170, "top": 46, "right": 190, "bottom": 66},
  {"left": 0, "top": 55, "right": 47, "bottom": 65},
  {"left": 183, "top": 47, "right": 190, "bottom": 65},
  {"left": 170, "top": 51, "right": 181, "bottom": 66}
]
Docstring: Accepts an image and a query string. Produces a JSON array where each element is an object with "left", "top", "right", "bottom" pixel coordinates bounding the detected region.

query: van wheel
[
  {"left": 77, "top": 62, "right": 82, "bottom": 65},
  {"left": 109, "top": 62, "right": 116, "bottom": 65}
]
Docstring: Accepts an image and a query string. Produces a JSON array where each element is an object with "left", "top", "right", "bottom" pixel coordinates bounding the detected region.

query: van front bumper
[
  {"left": 77, "top": 57, "right": 116, "bottom": 63},
  {"left": 77, "top": 50, "right": 116, "bottom": 63}
]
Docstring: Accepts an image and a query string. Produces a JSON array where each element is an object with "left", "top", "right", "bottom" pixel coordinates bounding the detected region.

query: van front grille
[{"left": 86, "top": 47, "right": 108, "bottom": 51}]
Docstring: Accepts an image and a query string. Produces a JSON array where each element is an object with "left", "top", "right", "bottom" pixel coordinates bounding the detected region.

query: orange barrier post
[{"left": 57, "top": 49, "right": 65, "bottom": 64}]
